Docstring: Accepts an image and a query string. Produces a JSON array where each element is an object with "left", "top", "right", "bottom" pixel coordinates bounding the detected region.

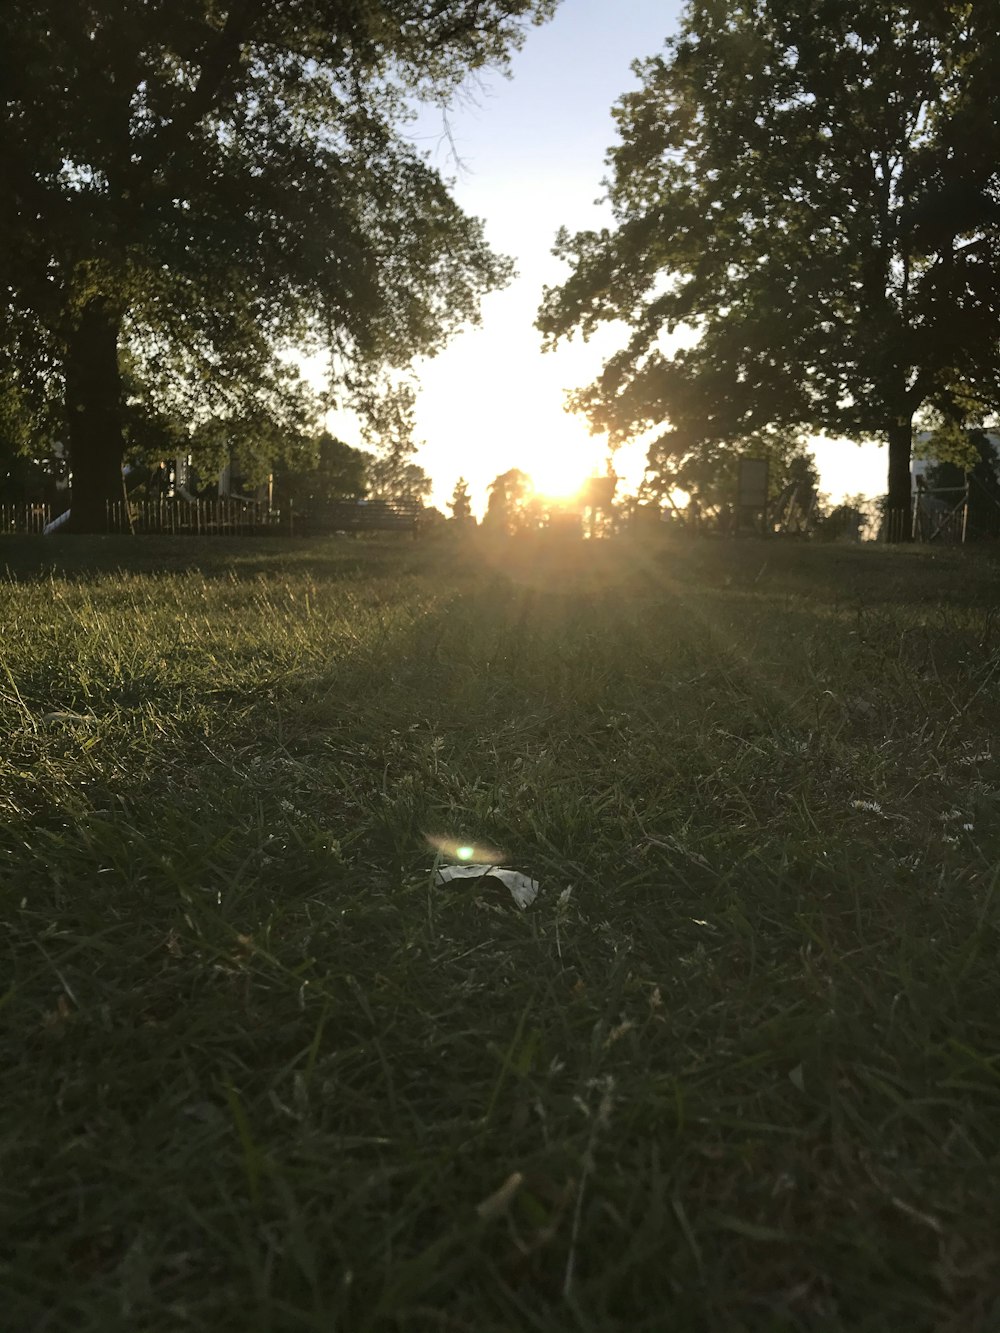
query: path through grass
[{"left": 2, "top": 534, "right": 999, "bottom": 1331}]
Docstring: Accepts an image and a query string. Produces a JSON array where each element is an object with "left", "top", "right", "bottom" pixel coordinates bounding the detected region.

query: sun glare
[
  {"left": 405, "top": 347, "right": 636, "bottom": 516},
  {"left": 529, "top": 463, "right": 589, "bottom": 501},
  {"left": 526, "top": 436, "right": 607, "bottom": 502},
  {"left": 426, "top": 833, "right": 505, "bottom": 865}
]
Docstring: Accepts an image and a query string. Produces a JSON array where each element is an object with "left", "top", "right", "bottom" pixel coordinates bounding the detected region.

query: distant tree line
[{"left": 0, "top": 426, "right": 435, "bottom": 513}]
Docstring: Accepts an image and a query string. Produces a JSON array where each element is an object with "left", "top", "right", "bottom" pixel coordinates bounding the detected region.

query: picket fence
[
  {"left": 0, "top": 499, "right": 286, "bottom": 536},
  {"left": 0, "top": 503, "right": 52, "bottom": 535},
  {"left": 106, "top": 499, "right": 280, "bottom": 535}
]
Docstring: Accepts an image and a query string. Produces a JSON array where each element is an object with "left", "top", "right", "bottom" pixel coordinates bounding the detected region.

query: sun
[
  {"left": 527, "top": 440, "right": 605, "bottom": 502},
  {"left": 529, "top": 466, "right": 587, "bottom": 501},
  {"left": 411, "top": 358, "right": 629, "bottom": 516}
]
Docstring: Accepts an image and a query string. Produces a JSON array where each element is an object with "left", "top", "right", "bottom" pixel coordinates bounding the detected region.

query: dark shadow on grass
[
  {"left": 5, "top": 530, "right": 1000, "bottom": 609},
  {"left": 0, "top": 533, "right": 433, "bottom": 584},
  {"left": 5, "top": 535, "right": 1000, "bottom": 1330},
  {"left": 648, "top": 534, "right": 1000, "bottom": 609}
]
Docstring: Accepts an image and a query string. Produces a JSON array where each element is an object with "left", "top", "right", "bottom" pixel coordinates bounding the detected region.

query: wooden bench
[{"left": 296, "top": 498, "right": 423, "bottom": 537}]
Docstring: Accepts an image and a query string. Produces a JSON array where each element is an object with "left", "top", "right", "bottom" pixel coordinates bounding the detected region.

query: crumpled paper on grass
[{"left": 434, "top": 864, "right": 539, "bottom": 910}]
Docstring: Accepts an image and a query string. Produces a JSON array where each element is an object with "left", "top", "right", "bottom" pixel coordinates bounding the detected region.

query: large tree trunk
[
  {"left": 884, "top": 417, "right": 913, "bottom": 543},
  {"left": 63, "top": 300, "right": 131, "bottom": 534}
]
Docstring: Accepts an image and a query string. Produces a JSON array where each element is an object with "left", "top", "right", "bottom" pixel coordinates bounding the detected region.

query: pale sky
[{"left": 331, "top": 0, "right": 887, "bottom": 514}]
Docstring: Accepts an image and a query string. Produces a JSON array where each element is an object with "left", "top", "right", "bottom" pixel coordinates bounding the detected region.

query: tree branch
[{"left": 128, "top": 0, "right": 265, "bottom": 190}]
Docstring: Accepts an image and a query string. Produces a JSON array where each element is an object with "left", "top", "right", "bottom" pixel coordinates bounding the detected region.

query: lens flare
[{"left": 426, "top": 833, "right": 505, "bottom": 865}]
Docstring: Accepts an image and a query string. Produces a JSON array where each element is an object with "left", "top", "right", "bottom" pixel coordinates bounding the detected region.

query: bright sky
[{"left": 332, "top": 0, "right": 888, "bottom": 515}]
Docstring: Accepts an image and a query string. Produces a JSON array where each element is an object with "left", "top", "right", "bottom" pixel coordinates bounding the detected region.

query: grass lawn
[{"left": 2, "top": 532, "right": 999, "bottom": 1332}]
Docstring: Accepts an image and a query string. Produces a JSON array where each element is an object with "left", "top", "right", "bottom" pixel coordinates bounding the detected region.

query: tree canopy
[
  {"left": 642, "top": 423, "right": 817, "bottom": 510},
  {"left": 1, "top": 0, "right": 556, "bottom": 529},
  {"left": 537, "top": 0, "right": 1000, "bottom": 536},
  {"left": 367, "top": 449, "right": 432, "bottom": 503}
]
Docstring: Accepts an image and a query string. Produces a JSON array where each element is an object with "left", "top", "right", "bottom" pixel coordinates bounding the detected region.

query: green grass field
[{"left": 2, "top": 532, "right": 999, "bottom": 1332}]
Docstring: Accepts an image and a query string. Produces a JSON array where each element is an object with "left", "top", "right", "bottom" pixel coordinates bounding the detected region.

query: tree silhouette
[
  {"left": 644, "top": 426, "right": 817, "bottom": 512},
  {"left": 484, "top": 468, "right": 532, "bottom": 533},
  {"left": 449, "top": 477, "right": 473, "bottom": 520},
  {"left": 0, "top": 0, "right": 556, "bottom": 529},
  {"left": 539, "top": 1, "right": 1000, "bottom": 540},
  {"left": 367, "top": 450, "right": 432, "bottom": 504}
]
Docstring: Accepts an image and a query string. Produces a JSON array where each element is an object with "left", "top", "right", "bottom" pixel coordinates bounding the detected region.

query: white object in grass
[{"left": 434, "top": 864, "right": 539, "bottom": 909}]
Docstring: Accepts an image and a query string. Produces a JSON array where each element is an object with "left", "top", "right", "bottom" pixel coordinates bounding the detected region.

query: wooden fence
[
  {"left": 106, "top": 498, "right": 280, "bottom": 535},
  {"left": 0, "top": 498, "right": 424, "bottom": 537},
  {"left": 0, "top": 503, "right": 52, "bottom": 534},
  {"left": 911, "top": 488, "right": 968, "bottom": 544},
  {"left": 0, "top": 500, "right": 282, "bottom": 535}
]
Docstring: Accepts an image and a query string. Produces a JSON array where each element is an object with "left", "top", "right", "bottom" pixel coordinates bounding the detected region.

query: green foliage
[
  {"left": 818, "top": 502, "right": 866, "bottom": 542},
  {"left": 273, "top": 433, "right": 370, "bottom": 509},
  {"left": 367, "top": 448, "right": 433, "bottom": 502},
  {"left": 643, "top": 422, "right": 818, "bottom": 507},
  {"left": 916, "top": 392, "right": 997, "bottom": 471},
  {"left": 538, "top": 1, "right": 1000, "bottom": 508},
  {"left": 0, "top": 313, "right": 64, "bottom": 465},
  {"left": 0, "top": 334, "right": 68, "bottom": 502},
  {"left": 0, "top": 0, "right": 557, "bottom": 521},
  {"left": 449, "top": 476, "right": 473, "bottom": 520},
  {"left": 0, "top": 448, "right": 68, "bottom": 506}
]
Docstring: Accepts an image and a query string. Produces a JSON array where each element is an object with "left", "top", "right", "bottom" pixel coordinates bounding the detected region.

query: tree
[
  {"left": 483, "top": 467, "right": 532, "bottom": 532},
  {"left": 273, "top": 433, "right": 369, "bottom": 509},
  {"left": 1, "top": 0, "right": 557, "bottom": 531},
  {"left": 449, "top": 477, "right": 473, "bottom": 520},
  {"left": 367, "top": 450, "right": 433, "bottom": 503},
  {"left": 538, "top": 1, "right": 1000, "bottom": 540},
  {"left": 818, "top": 502, "right": 867, "bottom": 542},
  {"left": 0, "top": 365, "right": 69, "bottom": 506},
  {"left": 643, "top": 423, "right": 816, "bottom": 508},
  {"left": 0, "top": 442, "right": 69, "bottom": 508}
]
